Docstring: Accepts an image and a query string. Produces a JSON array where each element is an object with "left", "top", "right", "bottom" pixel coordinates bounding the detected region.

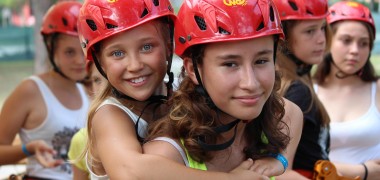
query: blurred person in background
[
  {"left": 0, "top": 1, "right": 89, "bottom": 179},
  {"left": 314, "top": 1, "right": 380, "bottom": 179},
  {"left": 68, "top": 60, "right": 106, "bottom": 180},
  {"left": 272, "top": 0, "right": 332, "bottom": 179}
]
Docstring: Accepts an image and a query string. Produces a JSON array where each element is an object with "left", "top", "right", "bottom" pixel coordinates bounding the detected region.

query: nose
[
  {"left": 76, "top": 51, "right": 85, "bottom": 65},
  {"left": 72, "top": 51, "right": 86, "bottom": 68},
  {"left": 316, "top": 29, "right": 326, "bottom": 45},
  {"left": 240, "top": 65, "right": 259, "bottom": 91},
  {"left": 349, "top": 42, "right": 359, "bottom": 55},
  {"left": 125, "top": 53, "right": 144, "bottom": 72}
]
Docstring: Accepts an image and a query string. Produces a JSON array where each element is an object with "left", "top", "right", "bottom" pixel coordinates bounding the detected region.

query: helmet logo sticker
[
  {"left": 223, "top": 0, "right": 247, "bottom": 7},
  {"left": 107, "top": 0, "right": 118, "bottom": 3},
  {"left": 346, "top": 2, "right": 359, "bottom": 8}
]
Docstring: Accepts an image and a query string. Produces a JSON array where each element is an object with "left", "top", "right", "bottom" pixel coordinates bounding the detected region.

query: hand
[
  {"left": 29, "top": 140, "right": 64, "bottom": 168},
  {"left": 364, "top": 159, "right": 380, "bottom": 180},
  {"left": 251, "top": 157, "right": 284, "bottom": 177},
  {"left": 228, "top": 158, "right": 270, "bottom": 180}
]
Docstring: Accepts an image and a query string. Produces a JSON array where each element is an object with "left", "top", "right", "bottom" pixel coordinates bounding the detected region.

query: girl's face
[
  {"left": 99, "top": 21, "right": 167, "bottom": 101},
  {"left": 54, "top": 34, "right": 86, "bottom": 81},
  {"left": 198, "top": 36, "right": 275, "bottom": 122},
  {"left": 290, "top": 19, "right": 327, "bottom": 65},
  {"left": 330, "top": 21, "right": 370, "bottom": 74}
]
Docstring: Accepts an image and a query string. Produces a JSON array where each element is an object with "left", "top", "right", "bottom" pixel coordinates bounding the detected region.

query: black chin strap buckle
[{"left": 197, "top": 119, "right": 241, "bottom": 151}]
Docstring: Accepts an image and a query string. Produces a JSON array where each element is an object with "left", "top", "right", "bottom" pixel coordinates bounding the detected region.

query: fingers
[
  {"left": 35, "top": 148, "right": 63, "bottom": 168},
  {"left": 240, "top": 158, "right": 254, "bottom": 169}
]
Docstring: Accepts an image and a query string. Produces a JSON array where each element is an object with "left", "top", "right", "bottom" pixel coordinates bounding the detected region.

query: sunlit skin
[
  {"left": 99, "top": 21, "right": 167, "bottom": 103},
  {"left": 196, "top": 36, "right": 275, "bottom": 123},
  {"left": 290, "top": 19, "right": 327, "bottom": 65},
  {"left": 330, "top": 21, "right": 370, "bottom": 75},
  {"left": 54, "top": 34, "right": 86, "bottom": 81}
]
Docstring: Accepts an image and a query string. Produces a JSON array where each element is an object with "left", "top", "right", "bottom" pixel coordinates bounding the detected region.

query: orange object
[{"left": 313, "top": 160, "right": 361, "bottom": 180}]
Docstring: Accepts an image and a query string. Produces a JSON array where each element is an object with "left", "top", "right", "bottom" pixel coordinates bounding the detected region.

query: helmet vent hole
[
  {"left": 331, "top": 11, "right": 336, "bottom": 16},
  {"left": 62, "top": 18, "right": 68, "bottom": 26},
  {"left": 288, "top": 1, "right": 298, "bottom": 11},
  {"left": 86, "top": 19, "right": 97, "bottom": 31},
  {"left": 153, "top": 0, "right": 159, "bottom": 6},
  {"left": 269, "top": 6, "right": 275, "bottom": 21},
  {"left": 218, "top": 27, "right": 230, "bottom": 35},
  {"left": 256, "top": 21, "right": 264, "bottom": 31},
  {"left": 306, "top": 9, "right": 313, "bottom": 15},
  {"left": 106, "top": 23, "right": 118, "bottom": 29},
  {"left": 194, "top": 16, "right": 207, "bottom": 30},
  {"left": 141, "top": 8, "right": 149, "bottom": 18}
]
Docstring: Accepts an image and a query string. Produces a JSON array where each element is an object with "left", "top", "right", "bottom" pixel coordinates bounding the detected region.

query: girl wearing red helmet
[
  {"left": 144, "top": 0, "right": 303, "bottom": 178},
  {"left": 77, "top": 0, "right": 274, "bottom": 179},
  {"left": 0, "top": 1, "right": 89, "bottom": 179},
  {"left": 314, "top": 1, "right": 380, "bottom": 179},
  {"left": 272, "top": 0, "right": 332, "bottom": 179}
]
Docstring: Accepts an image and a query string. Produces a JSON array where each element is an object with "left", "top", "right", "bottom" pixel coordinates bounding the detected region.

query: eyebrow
[
  {"left": 215, "top": 49, "right": 273, "bottom": 60},
  {"left": 304, "top": 22, "right": 326, "bottom": 29},
  {"left": 339, "top": 34, "right": 370, "bottom": 40}
]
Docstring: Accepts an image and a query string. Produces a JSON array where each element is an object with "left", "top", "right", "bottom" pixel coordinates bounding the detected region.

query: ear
[{"left": 183, "top": 57, "right": 200, "bottom": 85}]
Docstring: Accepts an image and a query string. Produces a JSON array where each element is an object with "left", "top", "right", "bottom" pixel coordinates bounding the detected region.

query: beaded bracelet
[
  {"left": 22, "top": 144, "right": 32, "bottom": 157},
  {"left": 269, "top": 153, "right": 288, "bottom": 172}
]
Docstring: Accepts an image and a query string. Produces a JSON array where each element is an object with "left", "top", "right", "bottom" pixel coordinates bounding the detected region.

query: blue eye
[
  {"left": 141, "top": 44, "right": 153, "bottom": 52},
  {"left": 112, "top": 50, "right": 124, "bottom": 58}
]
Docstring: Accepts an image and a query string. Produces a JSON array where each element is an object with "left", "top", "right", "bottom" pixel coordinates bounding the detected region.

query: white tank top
[
  {"left": 19, "top": 76, "right": 90, "bottom": 179},
  {"left": 328, "top": 82, "right": 380, "bottom": 163},
  {"left": 87, "top": 97, "right": 148, "bottom": 180}
]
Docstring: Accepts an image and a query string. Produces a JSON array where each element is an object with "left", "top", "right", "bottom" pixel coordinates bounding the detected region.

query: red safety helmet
[
  {"left": 78, "top": 0, "right": 176, "bottom": 61},
  {"left": 175, "top": 0, "right": 284, "bottom": 57},
  {"left": 41, "top": 1, "right": 81, "bottom": 36},
  {"left": 273, "top": 0, "right": 328, "bottom": 21},
  {"left": 328, "top": 1, "right": 375, "bottom": 39}
]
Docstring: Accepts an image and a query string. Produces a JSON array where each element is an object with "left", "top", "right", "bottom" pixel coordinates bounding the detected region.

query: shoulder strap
[
  {"left": 371, "top": 82, "right": 376, "bottom": 106},
  {"left": 152, "top": 137, "right": 189, "bottom": 167}
]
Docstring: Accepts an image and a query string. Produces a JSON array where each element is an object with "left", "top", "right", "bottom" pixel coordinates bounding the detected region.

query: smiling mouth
[{"left": 130, "top": 76, "right": 147, "bottom": 84}]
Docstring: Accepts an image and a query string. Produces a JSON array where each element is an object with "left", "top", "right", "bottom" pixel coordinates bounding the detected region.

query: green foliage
[{"left": 0, "top": 0, "right": 26, "bottom": 11}]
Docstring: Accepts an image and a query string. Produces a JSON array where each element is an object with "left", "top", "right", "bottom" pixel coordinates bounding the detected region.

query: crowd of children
[{"left": 0, "top": 0, "right": 379, "bottom": 179}]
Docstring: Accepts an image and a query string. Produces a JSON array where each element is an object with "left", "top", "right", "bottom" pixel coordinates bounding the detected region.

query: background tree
[{"left": 31, "top": 0, "right": 54, "bottom": 73}]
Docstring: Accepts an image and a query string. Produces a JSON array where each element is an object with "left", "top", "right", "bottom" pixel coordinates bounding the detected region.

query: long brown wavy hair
[
  {"left": 147, "top": 41, "right": 290, "bottom": 162},
  {"left": 276, "top": 20, "right": 331, "bottom": 126}
]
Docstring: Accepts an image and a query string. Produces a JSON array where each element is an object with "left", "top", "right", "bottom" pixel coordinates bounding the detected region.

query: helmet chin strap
[
  {"left": 44, "top": 33, "right": 70, "bottom": 80},
  {"left": 284, "top": 51, "right": 312, "bottom": 76},
  {"left": 197, "top": 119, "right": 241, "bottom": 151},
  {"left": 191, "top": 56, "right": 241, "bottom": 151}
]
